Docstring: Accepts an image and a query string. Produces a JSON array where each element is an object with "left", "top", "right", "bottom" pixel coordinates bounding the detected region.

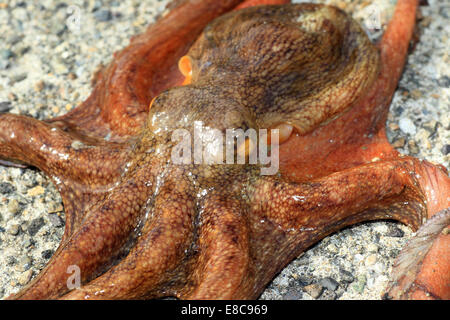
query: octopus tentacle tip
[{"left": 178, "top": 55, "right": 193, "bottom": 78}]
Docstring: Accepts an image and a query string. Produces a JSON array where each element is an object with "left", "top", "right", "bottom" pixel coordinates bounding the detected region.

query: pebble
[
  {"left": 0, "top": 182, "right": 16, "bottom": 194},
  {"left": 6, "top": 256, "right": 16, "bottom": 266},
  {"left": 320, "top": 277, "right": 339, "bottom": 291},
  {"left": 7, "top": 199, "right": 21, "bottom": 215},
  {"left": 410, "top": 89, "right": 422, "bottom": 99},
  {"left": 7, "top": 224, "right": 20, "bottom": 236},
  {"left": 398, "top": 118, "right": 416, "bottom": 135},
  {"left": 27, "top": 185, "right": 45, "bottom": 197},
  {"left": 7, "top": 92, "right": 17, "bottom": 101},
  {"left": 0, "top": 49, "right": 14, "bottom": 70},
  {"left": 303, "top": 283, "right": 323, "bottom": 299},
  {"left": 34, "top": 80, "right": 45, "bottom": 92},
  {"left": 0, "top": 49, "right": 14, "bottom": 60},
  {"left": 17, "top": 256, "right": 32, "bottom": 272},
  {"left": 27, "top": 217, "right": 45, "bottom": 236},
  {"left": 391, "top": 137, "right": 406, "bottom": 148},
  {"left": 22, "top": 237, "right": 32, "bottom": 248},
  {"left": 94, "top": 9, "right": 113, "bottom": 22},
  {"left": 408, "top": 140, "right": 420, "bottom": 154},
  {"left": 10, "top": 73, "right": 27, "bottom": 84},
  {"left": 0, "top": 101, "right": 12, "bottom": 113},
  {"left": 67, "top": 72, "right": 77, "bottom": 80},
  {"left": 0, "top": 59, "right": 10, "bottom": 70},
  {"left": 48, "top": 214, "right": 64, "bottom": 228},
  {"left": 53, "top": 62, "right": 69, "bottom": 74},
  {"left": 367, "top": 243, "right": 379, "bottom": 253},
  {"left": 389, "top": 249, "right": 400, "bottom": 259},
  {"left": 48, "top": 203, "right": 64, "bottom": 214},
  {"left": 353, "top": 275, "right": 367, "bottom": 294},
  {"left": 365, "top": 254, "right": 377, "bottom": 266},
  {"left": 438, "top": 75, "right": 450, "bottom": 87},
  {"left": 18, "top": 269, "right": 33, "bottom": 286},
  {"left": 388, "top": 123, "right": 399, "bottom": 131},
  {"left": 319, "top": 289, "right": 337, "bottom": 300},
  {"left": 422, "top": 120, "right": 438, "bottom": 134},
  {"left": 326, "top": 243, "right": 338, "bottom": 253},
  {"left": 90, "top": 0, "right": 103, "bottom": 12},
  {"left": 386, "top": 225, "right": 404, "bottom": 237},
  {"left": 339, "top": 269, "right": 355, "bottom": 283},
  {"left": 282, "top": 289, "right": 303, "bottom": 300},
  {"left": 41, "top": 249, "right": 53, "bottom": 260},
  {"left": 442, "top": 144, "right": 450, "bottom": 156}
]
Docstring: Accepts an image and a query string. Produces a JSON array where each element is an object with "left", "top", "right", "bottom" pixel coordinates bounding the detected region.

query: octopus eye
[
  {"left": 148, "top": 96, "right": 157, "bottom": 110},
  {"left": 178, "top": 55, "right": 192, "bottom": 85},
  {"left": 261, "top": 123, "right": 294, "bottom": 146},
  {"left": 234, "top": 123, "right": 293, "bottom": 162}
]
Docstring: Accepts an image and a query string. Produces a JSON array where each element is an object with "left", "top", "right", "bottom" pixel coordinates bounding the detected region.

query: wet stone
[
  {"left": 34, "top": 80, "right": 45, "bottom": 92},
  {"left": 389, "top": 249, "right": 400, "bottom": 259},
  {"left": 320, "top": 277, "right": 340, "bottom": 291},
  {"left": 6, "top": 256, "right": 17, "bottom": 266},
  {"left": 18, "top": 269, "right": 33, "bottom": 286},
  {"left": 386, "top": 225, "right": 405, "bottom": 237},
  {"left": 18, "top": 256, "right": 32, "bottom": 272},
  {"left": 0, "top": 182, "right": 16, "bottom": 194},
  {"left": 442, "top": 144, "right": 450, "bottom": 156},
  {"left": 0, "top": 59, "right": 11, "bottom": 70},
  {"left": 422, "top": 120, "right": 438, "bottom": 134},
  {"left": 365, "top": 254, "right": 378, "bottom": 266},
  {"left": 8, "top": 35, "right": 23, "bottom": 46},
  {"left": 7, "top": 199, "right": 21, "bottom": 215},
  {"left": 391, "top": 137, "right": 406, "bottom": 148},
  {"left": 48, "top": 214, "right": 64, "bottom": 227},
  {"left": 41, "top": 249, "right": 53, "bottom": 260},
  {"left": 399, "top": 118, "right": 416, "bottom": 135},
  {"left": 27, "top": 185, "right": 45, "bottom": 197},
  {"left": 303, "top": 283, "right": 323, "bottom": 299},
  {"left": 394, "top": 106, "right": 404, "bottom": 115},
  {"left": 0, "top": 49, "right": 14, "bottom": 60},
  {"left": 8, "top": 224, "right": 20, "bottom": 236},
  {"left": 90, "top": 0, "right": 103, "bottom": 12},
  {"left": 94, "top": 9, "right": 113, "bottom": 22},
  {"left": 353, "top": 275, "right": 367, "bottom": 294},
  {"left": 408, "top": 140, "right": 420, "bottom": 154},
  {"left": 22, "top": 237, "right": 33, "bottom": 248},
  {"left": 438, "top": 75, "right": 450, "bottom": 88},
  {"left": 28, "top": 217, "right": 45, "bottom": 236},
  {"left": 282, "top": 288, "right": 303, "bottom": 300},
  {"left": 319, "top": 289, "right": 337, "bottom": 300},
  {"left": 10, "top": 73, "right": 28, "bottom": 84},
  {"left": 0, "top": 101, "right": 12, "bottom": 113},
  {"left": 339, "top": 269, "right": 355, "bottom": 283}
]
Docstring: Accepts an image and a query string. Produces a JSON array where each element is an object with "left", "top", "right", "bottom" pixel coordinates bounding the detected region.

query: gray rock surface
[{"left": 0, "top": 0, "right": 448, "bottom": 300}]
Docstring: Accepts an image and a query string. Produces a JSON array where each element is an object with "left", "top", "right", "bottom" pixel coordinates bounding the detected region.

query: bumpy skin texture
[{"left": 0, "top": 0, "right": 448, "bottom": 300}]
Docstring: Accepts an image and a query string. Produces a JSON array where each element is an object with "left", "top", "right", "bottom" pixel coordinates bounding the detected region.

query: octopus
[{"left": 0, "top": 0, "right": 448, "bottom": 300}]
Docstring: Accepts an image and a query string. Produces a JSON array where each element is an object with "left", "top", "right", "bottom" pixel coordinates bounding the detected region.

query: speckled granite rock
[{"left": 0, "top": 0, "right": 448, "bottom": 300}]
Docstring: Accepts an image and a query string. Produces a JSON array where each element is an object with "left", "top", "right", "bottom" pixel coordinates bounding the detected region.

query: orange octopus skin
[{"left": 0, "top": 0, "right": 448, "bottom": 300}]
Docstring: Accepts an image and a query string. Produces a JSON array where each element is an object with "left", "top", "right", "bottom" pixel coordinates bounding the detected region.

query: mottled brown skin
[{"left": 0, "top": 0, "right": 448, "bottom": 300}]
